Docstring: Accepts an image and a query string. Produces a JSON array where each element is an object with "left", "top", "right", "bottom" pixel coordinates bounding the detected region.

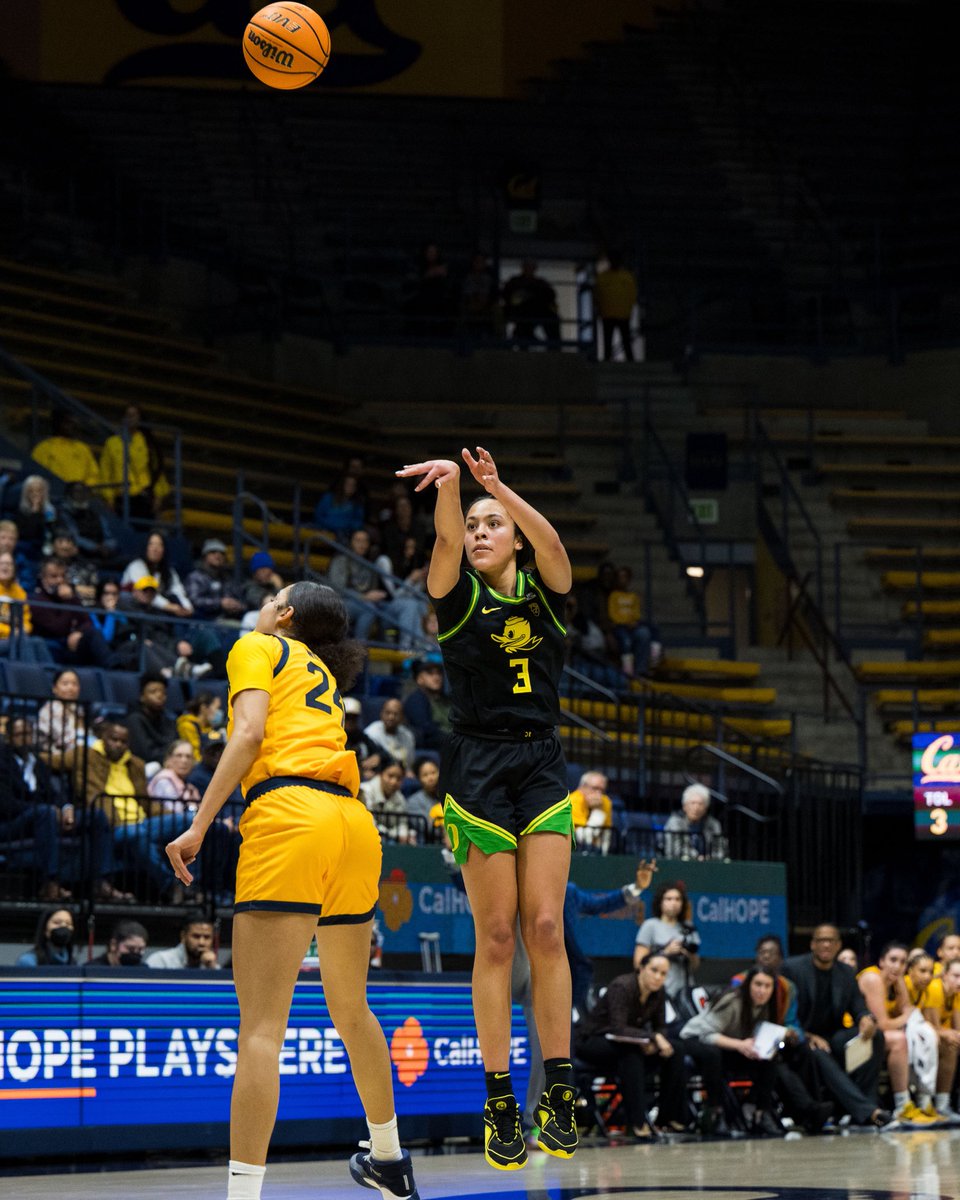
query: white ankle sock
[
  {"left": 936, "top": 1092, "right": 951, "bottom": 1110},
  {"left": 893, "top": 1091, "right": 909, "bottom": 1111},
  {"left": 227, "top": 1160, "right": 266, "bottom": 1200},
  {"left": 366, "top": 1115, "right": 403, "bottom": 1161}
]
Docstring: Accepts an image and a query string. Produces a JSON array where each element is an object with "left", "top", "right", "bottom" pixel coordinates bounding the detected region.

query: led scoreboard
[{"left": 913, "top": 732, "right": 960, "bottom": 840}]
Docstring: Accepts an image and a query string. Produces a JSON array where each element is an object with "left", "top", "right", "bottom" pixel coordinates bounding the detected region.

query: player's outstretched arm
[
  {"left": 462, "top": 445, "right": 571, "bottom": 594},
  {"left": 396, "top": 459, "right": 464, "bottom": 599}
]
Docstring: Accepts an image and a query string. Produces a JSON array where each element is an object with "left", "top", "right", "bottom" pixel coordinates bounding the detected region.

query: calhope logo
[
  {"left": 378, "top": 868, "right": 413, "bottom": 931},
  {"left": 389, "top": 1017, "right": 429, "bottom": 1087}
]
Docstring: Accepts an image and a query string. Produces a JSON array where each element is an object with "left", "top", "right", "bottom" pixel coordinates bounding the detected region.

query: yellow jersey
[
  {"left": 857, "top": 965, "right": 902, "bottom": 1017},
  {"left": 226, "top": 632, "right": 360, "bottom": 799},
  {"left": 570, "top": 788, "right": 613, "bottom": 828},
  {"left": 923, "top": 977, "right": 960, "bottom": 1028},
  {"left": 905, "top": 975, "right": 930, "bottom": 1008}
]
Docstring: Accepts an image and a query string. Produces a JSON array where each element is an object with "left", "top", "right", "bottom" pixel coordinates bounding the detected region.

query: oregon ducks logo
[{"left": 491, "top": 615, "right": 542, "bottom": 652}]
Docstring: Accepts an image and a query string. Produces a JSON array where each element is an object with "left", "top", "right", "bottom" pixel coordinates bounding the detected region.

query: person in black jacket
[
  {"left": 402, "top": 658, "right": 451, "bottom": 752},
  {"left": 575, "top": 951, "right": 687, "bottom": 1136},
  {"left": 781, "top": 923, "right": 891, "bottom": 1127},
  {"left": 125, "top": 672, "right": 177, "bottom": 772},
  {"left": 0, "top": 719, "right": 67, "bottom": 901}
]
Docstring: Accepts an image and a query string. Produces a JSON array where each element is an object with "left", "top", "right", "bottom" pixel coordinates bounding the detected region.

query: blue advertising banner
[{"left": 0, "top": 973, "right": 529, "bottom": 1154}]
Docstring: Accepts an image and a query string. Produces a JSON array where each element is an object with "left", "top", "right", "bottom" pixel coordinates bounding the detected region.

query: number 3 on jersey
[
  {"left": 305, "top": 661, "right": 344, "bottom": 720},
  {"left": 510, "top": 657, "right": 531, "bottom": 694}
]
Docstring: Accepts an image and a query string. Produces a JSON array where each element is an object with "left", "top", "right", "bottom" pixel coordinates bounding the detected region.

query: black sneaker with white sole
[{"left": 349, "top": 1145, "right": 420, "bottom": 1200}]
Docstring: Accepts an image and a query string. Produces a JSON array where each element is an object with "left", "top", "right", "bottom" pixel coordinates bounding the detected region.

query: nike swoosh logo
[{"left": 482, "top": 606, "right": 502, "bottom": 614}]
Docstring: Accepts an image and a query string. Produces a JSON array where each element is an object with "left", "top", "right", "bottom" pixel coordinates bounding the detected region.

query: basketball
[{"left": 243, "top": 3, "right": 331, "bottom": 90}]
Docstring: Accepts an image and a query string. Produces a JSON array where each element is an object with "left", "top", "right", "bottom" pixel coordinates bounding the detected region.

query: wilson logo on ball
[{"left": 246, "top": 30, "right": 294, "bottom": 69}]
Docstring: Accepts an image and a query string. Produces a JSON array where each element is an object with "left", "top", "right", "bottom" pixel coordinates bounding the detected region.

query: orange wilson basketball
[{"left": 243, "top": 3, "right": 331, "bottom": 90}]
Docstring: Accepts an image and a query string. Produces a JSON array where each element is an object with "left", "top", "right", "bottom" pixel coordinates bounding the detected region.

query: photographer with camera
[{"left": 633, "top": 880, "right": 701, "bottom": 1001}]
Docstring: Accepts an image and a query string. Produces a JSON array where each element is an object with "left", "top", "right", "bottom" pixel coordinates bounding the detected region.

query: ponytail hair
[{"left": 284, "top": 581, "right": 366, "bottom": 692}]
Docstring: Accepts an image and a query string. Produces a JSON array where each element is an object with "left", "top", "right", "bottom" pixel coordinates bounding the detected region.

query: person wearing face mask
[
  {"left": 16, "top": 907, "right": 78, "bottom": 967},
  {"left": 91, "top": 919, "right": 149, "bottom": 967},
  {"left": 177, "top": 692, "right": 225, "bottom": 761}
]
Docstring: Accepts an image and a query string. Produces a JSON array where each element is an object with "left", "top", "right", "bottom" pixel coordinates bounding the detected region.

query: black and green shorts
[{"left": 440, "top": 729, "right": 573, "bottom": 864}]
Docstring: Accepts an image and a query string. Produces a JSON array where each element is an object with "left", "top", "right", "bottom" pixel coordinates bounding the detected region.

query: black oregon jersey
[{"left": 431, "top": 567, "right": 567, "bottom": 734}]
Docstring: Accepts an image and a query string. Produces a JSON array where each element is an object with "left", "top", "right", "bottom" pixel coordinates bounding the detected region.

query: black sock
[
  {"left": 544, "top": 1058, "right": 574, "bottom": 1091},
  {"left": 485, "top": 1070, "right": 514, "bottom": 1102}
]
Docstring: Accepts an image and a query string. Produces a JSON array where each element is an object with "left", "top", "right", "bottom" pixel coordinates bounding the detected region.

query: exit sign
[{"left": 689, "top": 499, "right": 719, "bottom": 524}]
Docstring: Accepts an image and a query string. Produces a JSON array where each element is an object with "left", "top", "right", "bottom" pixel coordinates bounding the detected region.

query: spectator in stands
[
  {"left": 37, "top": 668, "right": 86, "bottom": 775},
  {"left": 607, "top": 565, "right": 660, "bottom": 677},
  {"left": 328, "top": 527, "right": 425, "bottom": 649},
  {"left": 121, "top": 530, "right": 193, "bottom": 617},
  {"left": 148, "top": 740, "right": 202, "bottom": 810},
  {"left": 91, "top": 918, "right": 149, "bottom": 966},
  {"left": 0, "top": 549, "right": 31, "bottom": 645},
  {"left": 186, "top": 538, "right": 245, "bottom": 621},
  {"left": 680, "top": 966, "right": 793, "bottom": 1137},
  {"left": 176, "top": 691, "right": 224, "bottom": 761},
  {"left": 594, "top": 251, "right": 638, "bottom": 362},
  {"left": 146, "top": 909, "right": 220, "bottom": 969},
  {"left": 48, "top": 527, "right": 99, "bottom": 606},
  {"left": 502, "top": 259, "right": 560, "bottom": 347},
  {"left": 577, "top": 561, "right": 617, "bottom": 645},
  {"left": 30, "top": 558, "right": 112, "bottom": 667},
  {"left": 838, "top": 947, "right": 860, "bottom": 970},
  {"left": 117, "top": 575, "right": 208, "bottom": 679},
  {"left": 312, "top": 474, "right": 366, "bottom": 543},
  {"left": 859, "top": 941, "right": 941, "bottom": 1126},
  {"left": 15, "top": 906, "right": 78, "bottom": 967},
  {"left": 575, "top": 950, "right": 686, "bottom": 1138},
  {"left": 361, "top": 757, "right": 417, "bottom": 844},
  {"left": 343, "top": 696, "right": 386, "bottom": 779},
  {"left": 242, "top": 550, "right": 284, "bottom": 614},
  {"left": 17, "top": 475, "right": 58, "bottom": 562},
  {"left": 664, "top": 783, "right": 727, "bottom": 861},
  {"left": 460, "top": 250, "right": 499, "bottom": 338},
  {"left": 403, "top": 657, "right": 452, "bottom": 751},
  {"left": 921, "top": 956, "right": 960, "bottom": 1120},
  {"left": 125, "top": 672, "right": 178, "bottom": 775},
  {"left": 89, "top": 579, "right": 130, "bottom": 651},
  {"left": 633, "top": 880, "right": 701, "bottom": 999},
  {"left": 60, "top": 482, "right": 117, "bottom": 562},
  {"left": 934, "top": 932, "right": 960, "bottom": 976},
  {"left": 99, "top": 405, "right": 169, "bottom": 520},
  {"left": 32, "top": 411, "right": 101, "bottom": 489},
  {"left": 0, "top": 722, "right": 70, "bottom": 902},
  {"left": 406, "top": 756, "right": 441, "bottom": 829},
  {"left": 406, "top": 241, "right": 453, "bottom": 335},
  {"left": 379, "top": 494, "right": 426, "bottom": 566},
  {"left": 570, "top": 770, "right": 614, "bottom": 851},
  {"left": 364, "top": 697, "right": 416, "bottom": 775},
  {"left": 0, "top": 518, "right": 36, "bottom": 591},
  {"left": 781, "top": 923, "right": 890, "bottom": 1128}
]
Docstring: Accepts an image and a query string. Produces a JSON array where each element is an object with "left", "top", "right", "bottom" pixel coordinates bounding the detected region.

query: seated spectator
[
  {"left": 361, "top": 757, "right": 416, "bottom": 844},
  {"left": 121, "top": 529, "right": 193, "bottom": 617},
  {"left": 242, "top": 550, "right": 284, "bottom": 614},
  {"left": 16, "top": 906, "right": 78, "bottom": 967},
  {"left": 87, "top": 722, "right": 188, "bottom": 903},
  {"left": 934, "top": 931, "right": 960, "bottom": 977},
  {"left": 406, "top": 756, "right": 440, "bottom": 828},
  {"left": 37, "top": 668, "right": 87, "bottom": 775},
  {"left": 663, "top": 783, "right": 727, "bottom": 861},
  {"left": 328, "top": 527, "right": 426, "bottom": 649},
  {"left": 0, "top": 548, "right": 32, "bottom": 644},
  {"left": 32, "top": 412, "right": 100, "bottom": 489},
  {"left": 48, "top": 527, "right": 99, "bottom": 606},
  {"left": 99, "top": 405, "right": 169, "bottom": 520},
  {"left": 59, "top": 482, "right": 117, "bottom": 561},
  {"left": 125, "top": 672, "right": 178, "bottom": 775},
  {"left": 502, "top": 259, "right": 559, "bottom": 346},
  {"left": 0, "top": 723, "right": 70, "bottom": 902},
  {"left": 575, "top": 951, "right": 687, "bottom": 1137},
  {"left": 344, "top": 696, "right": 387, "bottom": 779},
  {"left": 403, "top": 657, "right": 452, "bottom": 751},
  {"left": 680, "top": 966, "right": 809, "bottom": 1136},
  {"left": 379, "top": 494, "right": 426, "bottom": 566},
  {"left": 176, "top": 692, "right": 224, "bottom": 760},
  {"left": 781, "top": 924, "right": 890, "bottom": 1128},
  {"left": 117, "top": 576, "right": 209, "bottom": 678},
  {"left": 16, "top": 475, "right": 58, "bottom": 562},
  {"left": 186, "top": 538, "right": 245, "bottom": 621},
  {"left": 570, "top": 770, "right": 614, "bottom": 852},
  {"left": 732, "top": 935, "right": 801, "bottom": 1031},
  {"left": 313, "top": 473, "right": 366, "bottom": 543},
  {"left": 459, "top": 250, "right": 498, "bottom": 337},
  {"left": 185, "top": 734, "right": 243, "bottom": 822},
  {"left": 90, "top": 579, "right": 130, "bottom": 650},
  {"left": 148, "top": 740, "right": 202, "bottom": 811},
  {"left": 365, "top": 697, "right": 416, "bottom": 775},
  {"left": 0, "top": 518, "right": 36, "bottom": 591},
  {"left": 146, "top": 909, "right": 220, "bottom": 970},
  {"left": 31, "top": 558, "right": 112, "bottom": 667},
  {"left": 859, "top": 941, "right": 941, "bottom": 1125},
  {"left": 921, "top": 957, "right": 960, "bottom": 1121},
  {"left": 607, "top": 565, "right": 660, "bottom": 677},
  {"left": 633, "top": 880, "right": 701, "bottom": 1000},
  {"left": 91, "top": 919, "right": 149, "bottom": 966}
]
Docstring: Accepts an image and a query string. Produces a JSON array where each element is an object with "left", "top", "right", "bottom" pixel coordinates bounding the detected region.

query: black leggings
[
  {"left": 577, "top": 1034, "right": 687, "bottom": 1127},
  {"left": 681, "top": 1038, "right": 775, "bottom": 1109}
]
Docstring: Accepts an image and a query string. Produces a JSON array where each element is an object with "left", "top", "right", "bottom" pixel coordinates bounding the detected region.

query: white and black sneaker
[{"left": 349, "top": 1144, "right": 420, "bottom": 1200}]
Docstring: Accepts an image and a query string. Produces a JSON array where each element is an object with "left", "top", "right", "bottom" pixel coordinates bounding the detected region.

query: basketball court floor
[{"left": 9, "top": 1130, "right": 959, "bottom": 1200}]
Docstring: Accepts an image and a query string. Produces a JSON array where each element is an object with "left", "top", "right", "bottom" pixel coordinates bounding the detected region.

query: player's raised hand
[
  {"left": 396, "top": 459, "right": 461, "bottom": 492},
  {"left": 462, "top": 445, "right": 501, "bottom": 495}
]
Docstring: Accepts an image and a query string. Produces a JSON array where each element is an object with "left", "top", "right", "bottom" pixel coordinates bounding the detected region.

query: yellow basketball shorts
[{"left": 234, "top": 776, "right": 381, "bottom": 924}]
